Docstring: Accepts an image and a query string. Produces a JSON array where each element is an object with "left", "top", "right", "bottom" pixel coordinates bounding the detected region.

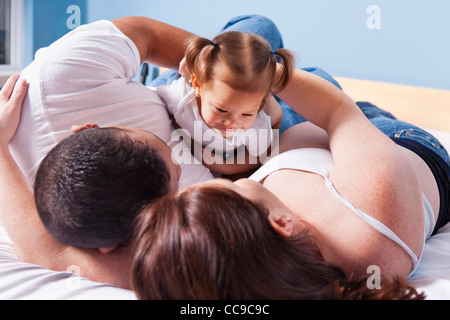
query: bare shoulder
[{"left": 329, "top": 143, "right": 425, "bottom": 273}]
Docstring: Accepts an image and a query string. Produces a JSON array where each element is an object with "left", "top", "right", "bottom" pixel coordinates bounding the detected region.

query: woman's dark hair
[
  {"left": 131, "top": 185, "right": 425, "bottom": 300},
  {"left": 34, "top": 127, "right": 171, "bottom": 249},
  {"left": 184, "top": 31, "right": 295, "bottom": 94}
]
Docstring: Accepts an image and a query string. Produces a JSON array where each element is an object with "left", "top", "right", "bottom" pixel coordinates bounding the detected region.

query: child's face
[{"left": 194, "top": 78, "right": 266, "bottom": 138}]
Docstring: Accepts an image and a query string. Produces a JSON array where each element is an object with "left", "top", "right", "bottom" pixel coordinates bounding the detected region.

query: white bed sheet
[
  {"left": 0, "top": 223, "right": 136, "bottom": 300},
  {"left": 407, "top": 128, "right": 450, "bottom": 299},
  {"left": 0, "top": 129, "right": 449, "bottom": 300}
]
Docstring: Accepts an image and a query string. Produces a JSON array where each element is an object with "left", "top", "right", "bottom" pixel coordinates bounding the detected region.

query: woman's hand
[{"left": 0, "top": 74, "right": 28, "bottom": 145}]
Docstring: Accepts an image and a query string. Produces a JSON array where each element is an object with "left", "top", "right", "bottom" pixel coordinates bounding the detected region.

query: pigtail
[
  {"left": 184, "top": 36, "right": 218, "bottom": 86},
  {"left": 271, "top": 48, "right": 295, "bottom": 94}
]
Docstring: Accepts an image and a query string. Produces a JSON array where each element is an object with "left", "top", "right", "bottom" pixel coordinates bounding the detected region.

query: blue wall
[
  {"left": 23, "top": 0, "right": 87, "bottom": 65},
  {"left": 24, "top": 0, "right": 450, "bottom": 90}
]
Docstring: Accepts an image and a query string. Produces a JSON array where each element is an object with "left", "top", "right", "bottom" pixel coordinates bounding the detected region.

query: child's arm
[{"left": 262, "top": 95, "right": 283, "bottom": 129}]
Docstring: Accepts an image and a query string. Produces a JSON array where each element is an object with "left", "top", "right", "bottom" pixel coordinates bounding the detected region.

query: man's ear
[
  {"left": 98, "top": 245, "right": 118, "bottom": 254},
  {"left": 71, "top": 123, "right": 99, "bottom": 134},
  {"left": 269, "top": 214, "right": 294, "bottom": 238}
]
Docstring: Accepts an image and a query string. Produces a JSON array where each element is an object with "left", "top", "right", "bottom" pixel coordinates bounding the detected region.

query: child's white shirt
[{"left": 156, "top": 77, "right": 273, "bottom": 158}]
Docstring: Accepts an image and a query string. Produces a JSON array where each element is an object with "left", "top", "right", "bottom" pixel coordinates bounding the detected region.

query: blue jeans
[
  {"left": 356, "top": 102, "right": 450, "bottom": 164},
  {"left": 151, "top": 15, "right": 450, "bottom": 166}
]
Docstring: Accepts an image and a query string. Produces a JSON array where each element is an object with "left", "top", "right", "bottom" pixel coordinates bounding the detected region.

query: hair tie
[
  {"left": 272, "top": 50, "right": 276, "bottom": 55},
  {"left": 212, "top": 42, "right": 217, "bottom": 47}
]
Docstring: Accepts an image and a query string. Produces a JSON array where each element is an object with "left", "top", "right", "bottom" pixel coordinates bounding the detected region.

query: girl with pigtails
[{"left": 156, "top": 31, "right": 295, "bottom": 176}]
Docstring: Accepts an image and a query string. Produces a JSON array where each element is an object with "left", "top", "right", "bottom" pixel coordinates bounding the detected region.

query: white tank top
[{"left": 249, "top": 148, "right": 435, "bottom": 277}]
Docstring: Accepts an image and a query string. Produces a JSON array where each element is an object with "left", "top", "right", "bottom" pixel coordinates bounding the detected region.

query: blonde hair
[{"left": 184, "top": 31, "right": 295, "bottom": 94}]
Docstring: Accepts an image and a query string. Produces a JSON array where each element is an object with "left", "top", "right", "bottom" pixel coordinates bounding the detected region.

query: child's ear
[{"left": 191, "top": 75, "right": 201, "bottom": 97}]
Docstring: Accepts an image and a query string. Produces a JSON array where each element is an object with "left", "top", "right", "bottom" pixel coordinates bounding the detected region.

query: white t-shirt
[
  {"left": 10, "top": 20, "right": 213, "bottom": 191},
  {"left": 157, "top": 77, "right": 273, "bottom": 159}
]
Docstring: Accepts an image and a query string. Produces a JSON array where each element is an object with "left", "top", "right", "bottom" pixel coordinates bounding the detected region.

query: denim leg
[
  {"left": 149, "top": 69, "right": 180, "bottom": 87},
  {"left": 356, "top": 102, "right": 450, "bottom": 163},
  {"left": 217, "top": 14, "right": 345, "bottom": 92},
  {"left": 218, "top": 16, "right": 343, "bottom": 134},
  {"left": 219, "top": 15, "right": 284, "bottom": 50},
  {"left": 301, "top": 67, "right": 342, "bottom": 90},
  {"left": 219, "top": 14, "right": 310, "bottom": 135},
  {"left": 278, "top": 98, "right": 307, "bottom": 133},
  {"left": 355, "top": 101, "right": 397, "bottom": 121}
]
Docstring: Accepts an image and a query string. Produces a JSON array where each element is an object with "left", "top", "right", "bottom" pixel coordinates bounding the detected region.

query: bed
[{"left": 0, "top": 77, "right": 449, "bottom": 300}]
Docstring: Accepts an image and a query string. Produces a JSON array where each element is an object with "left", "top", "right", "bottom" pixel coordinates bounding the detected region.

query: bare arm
[
  {"left": 275, "top": 68, "right": 399, "bottom": 173},
  {"left": 0, "top": 75, "right": 70, "bottom": 265},
  {"left": 276, "top": 68, "right": 425, "bottom": 268},
  {"left": 276, "top": 68, "right": 415, "bottom": 194},
  {"left": 112, "top": 16, "right": 196, "bottom": 68},
  {"left": 0, "top": 75, "right": 42, "bottom": 260}
]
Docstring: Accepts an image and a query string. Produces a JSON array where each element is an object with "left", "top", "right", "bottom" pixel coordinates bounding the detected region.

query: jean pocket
[{"left": 394, "top": 129, "right": 449, "bottom": 162}]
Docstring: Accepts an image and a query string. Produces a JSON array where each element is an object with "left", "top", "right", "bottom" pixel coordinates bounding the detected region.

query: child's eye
[
  {"left": 214, "top": 107, "right": 227, "bottom": 113},
  {"left": 242, "top": 113, "right": 254, "bottom": 117}
]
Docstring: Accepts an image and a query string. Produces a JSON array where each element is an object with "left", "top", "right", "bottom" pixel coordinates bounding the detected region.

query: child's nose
[{"left": 224, "top": 115, "right": 240, "bottom": 127}]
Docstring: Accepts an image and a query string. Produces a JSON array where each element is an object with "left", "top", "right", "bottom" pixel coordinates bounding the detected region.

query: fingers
[
  {"left": 8, "top": 78, "right": 28, "bottom": 107},
  {"left": 0, "top": 74, "right": 21, "bottom": 101},
  {"left": 0, "top": 75, "right": 28, "bottom": 145}
]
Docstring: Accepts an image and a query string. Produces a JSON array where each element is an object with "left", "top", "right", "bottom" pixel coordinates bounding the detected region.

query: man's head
[{"left": 34, "top": 124, "right": 180, "bottom": 250}]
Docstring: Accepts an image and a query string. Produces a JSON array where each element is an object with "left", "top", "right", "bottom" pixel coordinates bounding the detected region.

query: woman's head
[
  {"left": 131, "top": 183, "right": 347, "bottom": 300},
  {"left": 184, "top": 31, "right": 295, "bottom": 136},
  {"left": 131, "top": 181, "right": 426, "bottom": 300}
]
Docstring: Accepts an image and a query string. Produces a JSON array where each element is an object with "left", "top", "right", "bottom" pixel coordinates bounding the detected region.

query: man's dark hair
[{"left": 34, "top": 127, "right": 171, "bottom": 249}]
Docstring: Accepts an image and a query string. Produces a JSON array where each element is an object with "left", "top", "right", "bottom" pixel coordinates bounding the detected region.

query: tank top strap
[
  {"left": 323, "top": 177, "right": 420, "bottom": 268},
  {"left": 250, "top": 147, "right": 424, "bottom": 274}
]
